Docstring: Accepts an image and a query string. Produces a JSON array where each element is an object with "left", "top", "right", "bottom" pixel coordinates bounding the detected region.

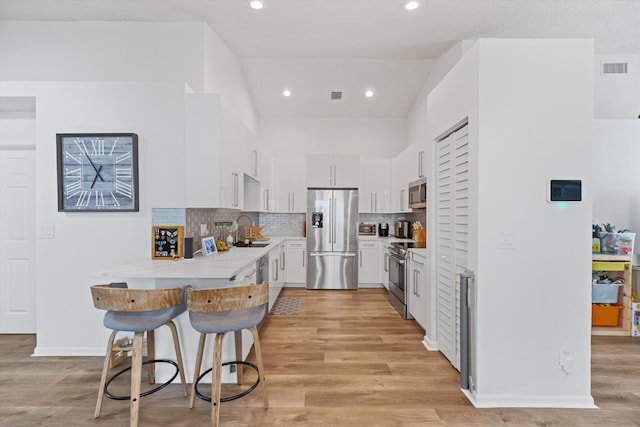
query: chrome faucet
[{"left": 236, "top": 214, "right": 254, "bottom": 242}]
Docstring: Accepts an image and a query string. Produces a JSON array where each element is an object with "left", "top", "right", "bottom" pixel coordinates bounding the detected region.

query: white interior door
[
  {"left": 0, "top": 149, "right": 36, "bottom": 333},
  {"left": 435, "top": 125, "right": 469, "bottom": 370}
]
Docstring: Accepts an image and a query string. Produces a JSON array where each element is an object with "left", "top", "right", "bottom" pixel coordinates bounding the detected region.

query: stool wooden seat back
[
  {"left": 90, "top": 283, "right": 189, "bottom": 427},
  {"left": 186, "top": 283, "right": 269, "bottom": 427}
]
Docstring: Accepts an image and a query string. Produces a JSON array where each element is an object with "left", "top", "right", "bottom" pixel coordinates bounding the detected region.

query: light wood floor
[{"left": 1, "top": 288, "right": 639, "bottom": 426}]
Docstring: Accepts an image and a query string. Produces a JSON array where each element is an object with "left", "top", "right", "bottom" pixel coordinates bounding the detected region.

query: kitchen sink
[{"left": 235, "top": 242, "right": 270, "bottom": 248}]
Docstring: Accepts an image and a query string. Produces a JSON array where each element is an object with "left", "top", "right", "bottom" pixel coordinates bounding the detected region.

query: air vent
[
  {"left": 602, "top": 62, "right": 628, "bottom": 74},
  {"left": 330, "top": 91, "right": 342, "bottom": 100}
]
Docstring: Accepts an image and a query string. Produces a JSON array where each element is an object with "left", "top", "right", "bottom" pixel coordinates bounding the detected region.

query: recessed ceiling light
[
  {"left": 403, "top": 1, "right": 420, "bottom": 11},
  {"left": 248, "top": 1, "right": 264, "bottom": 10},
  {"left": 283, "top": 89, "right": 292, "bottom": 97},
  {"left": 365, "top": 90, "right": 374, "bottom": 98}
]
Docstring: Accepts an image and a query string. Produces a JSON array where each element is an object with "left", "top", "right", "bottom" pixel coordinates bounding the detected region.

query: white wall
[
  {"left": 594, "top": 54, "right": 640, "bottom": 119},
  {"left": 0, "top": 21, "right": 258, "bottom": 354},
  {"left": 258, "top": 116, "right": 406, "bottom": 157},
  {"left": 427, "top": 39, "right": 594, "bottom": 407},
  {"left": 1, "top": 81, "right": 188, "bottom": 354},
  {"left": 593, "top": 119, "right": 640, "bottom": 263},
  {"left": 0, "top": 21, "right": 257, "bottom": 131}
]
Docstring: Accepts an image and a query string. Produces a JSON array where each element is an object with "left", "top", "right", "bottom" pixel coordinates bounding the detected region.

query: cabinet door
[
  {"left": 306, "top": 154, "right": 333, "bottom": 187},
  {"left": 332, "top": 154, "right": 359, "bottom": 187},
  {"left": 359, "top": 158, "right": 390, "bottom": 213},
  {"left": 358, "top": 240, "right": 380, "bottom": 284},
  {"left": 380, "top": 242, "right": 391, "bottom": 290},
  {"left": 307, "top": 154, "right": 359, "bottom": 188},
  {"left": 285, "top": 240, "right": 306, "bottom": 283},
  {"left": 273, "top": 157, "right": 306, "bottom": 212},
  {"left": 409, "top": 252, "right": 427, "bottom": 329}
]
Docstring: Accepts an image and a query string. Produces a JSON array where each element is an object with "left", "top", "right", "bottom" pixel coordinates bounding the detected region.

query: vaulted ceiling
[{"left": 1, "top": 0, "right": 639, "bottom": 118}]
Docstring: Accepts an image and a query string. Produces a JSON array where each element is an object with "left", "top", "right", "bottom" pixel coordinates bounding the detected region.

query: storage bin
[
  {"left": 592, "top": 283, "right": 623, "bottom": 303},
  {"left": 600, "top": 232, "right": 636, "bottom": 255},
  {"left": 592, "top": 304, "right": 623, "bottom": 326}
]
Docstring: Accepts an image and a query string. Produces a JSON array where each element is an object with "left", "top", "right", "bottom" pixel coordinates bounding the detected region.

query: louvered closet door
[{"left": 436, "top": 125, "right": 469, "bottom": 370}]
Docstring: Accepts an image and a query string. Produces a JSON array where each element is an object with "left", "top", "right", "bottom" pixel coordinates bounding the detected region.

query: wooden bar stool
[
  {"left": 186, "top": 283, "right": 269, "bottom": 427},
  {"left": 90, "top": 283, "right": 190, "bottom": 427}
]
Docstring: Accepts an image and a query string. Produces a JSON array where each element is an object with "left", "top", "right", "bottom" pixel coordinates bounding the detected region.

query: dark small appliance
[
  {"left": 378, "top": 222, "right": 389, "bottom": 237},
  {"left": 394, "top": 220, "right": 410, "bottom": 238},
  {"left": 184, "top": 237, "right": 194, "bottom": 259}
]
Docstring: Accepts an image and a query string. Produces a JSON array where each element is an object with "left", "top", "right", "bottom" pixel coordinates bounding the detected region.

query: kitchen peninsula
[{"left": 96, "top": 237, "right": 293, "bottom": 384}]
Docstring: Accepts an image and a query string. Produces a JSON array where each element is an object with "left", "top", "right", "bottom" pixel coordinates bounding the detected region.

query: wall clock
[{"left": 56, "top": 133, "right": 139, "bottom": 212}]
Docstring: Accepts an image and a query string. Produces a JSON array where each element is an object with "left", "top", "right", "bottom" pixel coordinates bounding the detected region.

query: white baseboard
[
  {"left": 463, "top": 389, "right": 597, "bottom": 409},
  {"left": 422, "top": 335, "right": 438, "bottom": 351}
]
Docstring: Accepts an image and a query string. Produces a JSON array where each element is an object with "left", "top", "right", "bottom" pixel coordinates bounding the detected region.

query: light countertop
[{"left": 98, "top": 237, "right": 288, "bottom": 280}]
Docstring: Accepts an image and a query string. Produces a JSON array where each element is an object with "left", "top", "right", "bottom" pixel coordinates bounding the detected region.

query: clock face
[{"left": 56, "top": 133, "right": 139, "bottom": 212}]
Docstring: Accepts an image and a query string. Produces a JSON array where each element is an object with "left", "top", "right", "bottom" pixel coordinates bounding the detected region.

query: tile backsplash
[{"left": 184, "top": 208, "right": 426, "bottom": 252}]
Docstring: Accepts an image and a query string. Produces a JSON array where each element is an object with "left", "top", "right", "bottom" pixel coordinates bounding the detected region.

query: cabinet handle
[
  {"left": 359, "top": 250, "right": 363, "bottom": 267},
  {"left": 251, "top": 150, "right": 258, "bottom": 177},
  {"left": 302, "top": 250, "right": 305, "bottom": 267},
  {"left": 291, "top": 193, "right": 295, "bottom": 212},
  {"left": 374, "top": 193, "right": 378, "bottom": 212},
  {"left": 280, "top": 251, "right": 285, "bottom": 270},
  {"left": 272, "top": 259, "right": 278, "bottom": 281},
  {"left": 232, "top": 172, "right": 239, "bottom": 207},
  {"left": 371, "top": 193, "right": 374, "bottom": 212},
  {"left": 384, "top": 253, "right": 389, "bottom": 272}
]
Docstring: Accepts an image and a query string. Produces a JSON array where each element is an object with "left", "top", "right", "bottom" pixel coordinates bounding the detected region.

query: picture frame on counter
[
  {"left": 202, "top": 236, "right": 217, "bottom": 256},
  {"left": 152, "top": 225, "right": 183, "bottom": 260}
]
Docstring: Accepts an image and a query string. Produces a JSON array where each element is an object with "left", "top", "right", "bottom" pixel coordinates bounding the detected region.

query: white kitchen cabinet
[
  {"left": 358, "top": 239, "right": 380, "bottom": 285},
  {"left": 408, "top": 251, "right": 427, "bottom": 329},
  {"left": 306, "top": 154, "right": 359, "bottom": 188},
  {"left": 268, "top": 243, "right": 286, "bottom": 310},
  {"left": 271, "top": 157, "right": 306, "bottom": 212},
  {"left": 390, "top": 142, "right": 426, "bottom": 213},
  {"left": 359, "top": 158, "right": 390, "bottom": 213},
  {"left": 379, "top": 241, "right": 392, "bottom": 290},
  {"left": 285, "top": 240, "right": 306, "bottom": 285},
  {"left": 185, "top": 94, "right": 250, "bottom": 209}
]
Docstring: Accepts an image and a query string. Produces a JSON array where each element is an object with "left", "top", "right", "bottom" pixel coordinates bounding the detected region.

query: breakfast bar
[{"left": 95, "top": 237, "right": 287, "bottom": 384}]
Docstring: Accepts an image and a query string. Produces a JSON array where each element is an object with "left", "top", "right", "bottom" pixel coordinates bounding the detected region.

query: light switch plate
[{"left": 40, "top": 224, "right": 55, "bottom": 239}]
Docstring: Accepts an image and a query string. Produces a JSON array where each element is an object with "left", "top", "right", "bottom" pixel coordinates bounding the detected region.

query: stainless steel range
[{"left": 387, "top": 241, "right": 425, "bottom": 319}]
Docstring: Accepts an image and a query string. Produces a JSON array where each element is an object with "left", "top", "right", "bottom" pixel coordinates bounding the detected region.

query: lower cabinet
[
  {"left": 285, "top": 240, "right": 306, "bottom": 284},
  {"left": 268, "top": 243, "right": 285, "bottom": 310},
  {"left": 359, "top": 240, "right": 380, "bottom": 285},
  {"left": 408, "top": 251, "right": 427, "bottom": 329}
]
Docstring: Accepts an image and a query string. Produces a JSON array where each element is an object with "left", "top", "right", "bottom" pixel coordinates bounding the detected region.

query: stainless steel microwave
[{"left": 408, "top": 178, "right": 426, "bottom": 209}]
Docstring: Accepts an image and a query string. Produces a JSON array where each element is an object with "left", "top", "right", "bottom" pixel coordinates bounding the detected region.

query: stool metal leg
[
  {"left": 234, "top": 330, "right": 243, "bottom": 384},
  {"left": 95, "top": 330, "right": 118, "bottom": 418},
  {"left": 211, "top": 332, "right": 225, "bottom": 427},
  {"left": 249, "top": 326, "right": 269, "bottom": 409},
  {"left": 129, "top": 332, "right": 144, "bottom": 427},
  {"left": 190, "top": 333, "right": 207, "bottom": 409},
  {"left": 166, "top": 320, "right": 188, "bottom": 396}
]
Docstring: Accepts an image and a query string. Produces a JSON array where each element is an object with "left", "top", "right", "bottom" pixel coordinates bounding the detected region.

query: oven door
[{"left": 388, "top": 253, "right": 406, "bottom": 303}]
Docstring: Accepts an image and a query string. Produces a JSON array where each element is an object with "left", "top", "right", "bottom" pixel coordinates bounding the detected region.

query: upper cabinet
[
  {"left": 306, "top": 154, "right": 359, "bottom": 188},
  {"left": 185, "top": 93, "right": 256, "bottom": 209},
  {"left": 359, "top": 158, "right": 390, "bottom": 213},
  {"left": 390, "top": 142, "right": 426, "bottom": 212},
  {"left": 271, "top": 157, "right": 307, "bottom": 213}
]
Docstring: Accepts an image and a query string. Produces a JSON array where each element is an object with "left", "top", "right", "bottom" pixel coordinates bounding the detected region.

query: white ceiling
[{"left": 1, "top": 0, "right": 639, "bottom": 118}]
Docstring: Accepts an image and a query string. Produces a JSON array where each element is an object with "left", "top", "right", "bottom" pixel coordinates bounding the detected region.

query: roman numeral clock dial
[{"left": 56, "top": 133, "right": 139, "bottom": 212}]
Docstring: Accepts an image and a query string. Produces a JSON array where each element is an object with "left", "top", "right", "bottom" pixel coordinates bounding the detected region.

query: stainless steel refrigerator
[{"left": 306, "top": 188, "right": 359, "bottom": 290}]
